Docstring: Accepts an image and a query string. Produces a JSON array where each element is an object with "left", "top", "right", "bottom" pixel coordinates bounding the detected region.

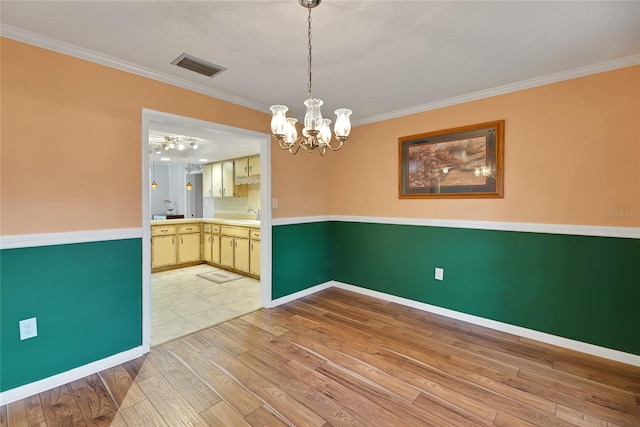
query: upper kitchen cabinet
[
  {"left": 235, "top": 157, "right": 249, "bottom": 178},
  {"left": 235, "top": 156, "right": 260, "bottom": 178},
  {"left": 209, "top": 160, "right": 234, "bottom": 198},
  {"left": 202, "top": 163, "right": 213, "bottom": 197},
  {"left": 248, "top": 155, "right": 260, "bottom": 177}
]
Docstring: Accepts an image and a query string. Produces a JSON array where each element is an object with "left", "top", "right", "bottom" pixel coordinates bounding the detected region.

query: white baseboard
[
  {"left": 269, "top": 282, "right": 333, "bottom": 308},
  {"left": 309, "top": 281, "right": 640, "bottom": 367},
  {"left": 0, "top": 346, "right": 147, "bottom": 406}
]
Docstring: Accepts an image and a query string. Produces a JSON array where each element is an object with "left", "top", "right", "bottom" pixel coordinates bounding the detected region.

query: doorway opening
[{"left": 141, "top": 109, "right": 272, "bottom": 350}]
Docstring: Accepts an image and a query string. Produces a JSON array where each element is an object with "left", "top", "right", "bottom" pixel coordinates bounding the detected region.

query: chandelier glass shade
[{"left": 270, "top": 0, "right": 352, "bottom": 155}]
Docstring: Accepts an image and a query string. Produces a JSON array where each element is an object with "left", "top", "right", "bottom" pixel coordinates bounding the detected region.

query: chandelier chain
[{"left": 307, "top": 7, "right": 313, "bottom": 99}]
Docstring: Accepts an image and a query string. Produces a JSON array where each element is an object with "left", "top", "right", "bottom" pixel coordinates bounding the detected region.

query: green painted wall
[
  {"left": 330, "top": 222, "right": 640, "bottom": 356},
  {"left": 272, "top": 222, "right": 332, "bottom": 299},
  {"left": 0, "top": 239, "right": 142, "bottom": 391}
]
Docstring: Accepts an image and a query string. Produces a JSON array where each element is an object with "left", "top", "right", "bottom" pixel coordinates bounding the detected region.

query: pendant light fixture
[
  {"left": 186, "top": 163, "right": 193, "bottom": 190},
  {"left": 151, "top": 160, "right": 158, "bottom": 189},
  {"left": 270, "top": 0, "right": 352, "bottom": 155}
]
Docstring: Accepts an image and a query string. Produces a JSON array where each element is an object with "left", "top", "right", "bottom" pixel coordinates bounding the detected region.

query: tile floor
[{"left": 151, "top": 264, "right": 260, "bottom": 346}]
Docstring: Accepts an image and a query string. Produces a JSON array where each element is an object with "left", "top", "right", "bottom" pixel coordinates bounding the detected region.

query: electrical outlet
[
  {"left": 272, "top": 198, "right": 279, "bottom": 209},
  {"left": 435, "top": 267, "right": 444, "bottom": 281},
  {"left": 19, "top": 317, "right": 38, "bottom": 340}
]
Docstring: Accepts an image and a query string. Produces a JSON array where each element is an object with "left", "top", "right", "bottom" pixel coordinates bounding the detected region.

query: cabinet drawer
[
  {"left": 250, "top": 230, "right": 261, "bottom": 240},
  {"left": 178, "top": 224, "right": 200, "bottom": 234},
  {"left": 204, "top": 224, "right": 221, "bottom": 233},
  {"left": 221, "top": 226, "right": 250, "bottom": 238},
  {"left": 152, "top": 225, "right": 177, "bottom": 236}
]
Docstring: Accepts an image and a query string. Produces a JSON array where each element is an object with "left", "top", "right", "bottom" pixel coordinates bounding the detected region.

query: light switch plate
[{"left": 435, "top": 268, "right": 444, "bottom": 281}]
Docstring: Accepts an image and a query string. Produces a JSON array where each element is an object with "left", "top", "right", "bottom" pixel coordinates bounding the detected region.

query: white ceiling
[{"left": 2, "top": 1, "right": 639, "bottom": 160}]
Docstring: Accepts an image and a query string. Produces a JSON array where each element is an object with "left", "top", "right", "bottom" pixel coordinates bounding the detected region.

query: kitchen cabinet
[
  {"left": 212, "top": 160, "right": 235, "bottom": 198},
  {"left": 250, "top": 229, "right": 260, "bottom": 276},
  {"left": 235, "top": 156, "right": 260, "bottom": 178},
  {"left": 152, "top": 235, "right": 176, "bottom": 268},
  {"left": 235, "top": 157, "right": 249, "bottom": 178},
  {"left": 220, "top": 226, "right": 250, "bottom": 273},
  {"left": 248, "top": 155, "right": 260, "bottom": 176},
  {"left": 202, "top": 224, "right": 221, "bottom": 264},
  {"left": 202, "top": 163, "right": 212, "bottom": 197},
  {"left": 151, "top": 224, "right": 177, "bottom": 268},
  {"left": 177, "top": 224, "right": 201, "bottom": 264}
]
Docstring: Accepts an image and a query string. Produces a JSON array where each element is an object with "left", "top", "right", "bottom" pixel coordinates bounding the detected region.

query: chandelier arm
[{"left": 326, "top": 140, "right": 344, "bottom": 151}]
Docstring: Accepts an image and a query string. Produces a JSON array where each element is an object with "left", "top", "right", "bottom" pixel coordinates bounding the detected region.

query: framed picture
[{"left": 398, "top": 120, "right": 504, "bottom": 198}]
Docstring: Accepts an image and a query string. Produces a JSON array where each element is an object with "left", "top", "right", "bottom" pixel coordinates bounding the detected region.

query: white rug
[{"left": 197, "top": 270, "right": 243, "bottom": 284}]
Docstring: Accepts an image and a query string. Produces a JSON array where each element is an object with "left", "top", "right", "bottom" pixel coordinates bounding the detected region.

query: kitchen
[{"left": 148, "top": 123, "right": 263, "bottom": 346}]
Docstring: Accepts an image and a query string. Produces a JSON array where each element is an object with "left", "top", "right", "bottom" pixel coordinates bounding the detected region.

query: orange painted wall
[
  {"left": 328, "top": 66, "right": 640, "bottom": 227},
  {"left": 0, "top": 38, "right": 278, "bottom": 236},
  {"left": 2, "top": 38, "right": 638, "bottom": 233}
]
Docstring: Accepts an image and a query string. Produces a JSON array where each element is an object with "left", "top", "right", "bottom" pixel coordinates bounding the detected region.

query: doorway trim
[{"left": 141, "top": 109, "right": 272, "bottom": 351}]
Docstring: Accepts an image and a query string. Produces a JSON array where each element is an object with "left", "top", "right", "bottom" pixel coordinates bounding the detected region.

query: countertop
[{"left": 151, "top": 218, "right": 261, "bottom": 229}]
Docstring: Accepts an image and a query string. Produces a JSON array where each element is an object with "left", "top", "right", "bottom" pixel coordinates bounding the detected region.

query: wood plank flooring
[{"left": 2, "top": 287, "right": 639, "bottom": 426}]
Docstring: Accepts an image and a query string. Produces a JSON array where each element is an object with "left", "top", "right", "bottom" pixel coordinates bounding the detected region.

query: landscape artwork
[
  {"left": 407, "top": 136, "right": 488, "bottom": 189},
  {"left": 398, "top": 120, "right": 504, "bottom": 198}
]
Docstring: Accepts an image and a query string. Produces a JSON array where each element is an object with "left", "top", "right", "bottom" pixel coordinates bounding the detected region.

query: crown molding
[
  {"left": 2, "top": 25, "right": 638, "bottom": 126},
  {"left": 0, "top": 25, "right": 269, "bottom": 114},
  {"left": 353, "top": 54, "right": 640, "bottom": 126}
]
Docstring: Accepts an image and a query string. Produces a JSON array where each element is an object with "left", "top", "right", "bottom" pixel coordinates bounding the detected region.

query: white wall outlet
[
  {"left": 19, "top": 317, "right": 38, "bottom": 340},
  {"left": 435, "top": 267, "right": 444, "bottom": 281},
  {"left": 272, "top": 198, "right": 279, "bottom": 209}
]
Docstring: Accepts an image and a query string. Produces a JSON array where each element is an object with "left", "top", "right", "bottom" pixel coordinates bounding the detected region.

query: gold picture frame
[{"left": 399, "top": 120, "right": 504, "bottom": 198}]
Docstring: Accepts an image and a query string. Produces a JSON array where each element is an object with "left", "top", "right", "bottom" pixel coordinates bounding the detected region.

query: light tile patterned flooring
[{"left": 151, "top": 264, "right": 260, "bottom": 346}]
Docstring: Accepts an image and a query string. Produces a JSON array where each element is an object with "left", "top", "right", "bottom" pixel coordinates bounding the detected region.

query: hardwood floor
[{"left": 2, "top": 287, "right": 639, "bottom": 426}]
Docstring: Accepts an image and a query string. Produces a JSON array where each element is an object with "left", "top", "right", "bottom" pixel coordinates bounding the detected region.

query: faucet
[{"left": 247, "top": 208, "right": 261, "bottom": 220}]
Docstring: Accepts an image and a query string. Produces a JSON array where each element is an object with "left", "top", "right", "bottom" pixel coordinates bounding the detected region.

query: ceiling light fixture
[
  {"left": 270, "top": 0, "right": 352, "bottom": 156},
  {"left": 151, "top": 136, "right": 199, "bottom": 154}
]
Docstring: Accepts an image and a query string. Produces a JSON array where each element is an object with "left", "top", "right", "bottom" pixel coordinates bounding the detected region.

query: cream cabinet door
[
  {"left": 235, "top": 158, "right": 249, "bottom": 178},
  {"left": 202, "top": 233, "right": 212, "bottom": 263},
  {"left": 212, "top": 162, "right": 223, "bottom": 198},
  {"left": 249, "top": 156, "right": 260, "bottom": 176},
  {"left": 234, "top": 237, "right": 250, "bottom": 273},
  {"left": 250, "top": 239, "right": 260, "bottom": 276},
  {"left": 222, "top": 160, "right": 234, "bottom": 197},
  {"left": 220, "top": 235, "right": 234, "bottom": 268},
  {"left": 211, "top": 233, "right": 221, "bottom": 265},
  {"left": 178, "top": 233, "right": 200, "bottom": 264},
  {"left": 152, "top": 235, "right": 176, "bottom": 268},
  {"left": 202, "top": 163, "right": 213, "bottom": 197}
]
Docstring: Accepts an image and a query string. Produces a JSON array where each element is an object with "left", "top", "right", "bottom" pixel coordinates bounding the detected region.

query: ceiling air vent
[{"left": 171, "top": 53, "right": 226, "bottom": 78}]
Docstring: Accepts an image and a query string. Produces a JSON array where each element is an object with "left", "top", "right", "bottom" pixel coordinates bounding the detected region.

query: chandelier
[{"left": 270, "top": 0, "right": 352, "bottom": 155}]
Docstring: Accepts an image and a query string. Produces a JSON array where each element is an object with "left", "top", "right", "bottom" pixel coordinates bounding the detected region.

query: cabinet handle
[
  {"left": 249, "top": 165, "right": 252, "bottom": 173},
  {"left": 219, "top": 189, "right": 222, "bottom": 195},
  {"left": 186, "top": 227, "right": 192, "bottom": 231},
  {"left": 223, "top": 188, "right": 226, "bottom": 195},
  {"left": 230, "top": 240, "right": 233, "bottom": 247},
  {"left": 234, "top": 241, "right": 237, "bottom": 248},
  {"left": 181, "top": 237, "right": 184, "bottom": 244},
  {"left": 172, "top": 238, "right": 174, "bottom": 245},
  {"left": 245, "top": 166, "right": 248, "bottom": 173},
  {"left": 251, "top": 243, "right": 254, "bottom": 251}
]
